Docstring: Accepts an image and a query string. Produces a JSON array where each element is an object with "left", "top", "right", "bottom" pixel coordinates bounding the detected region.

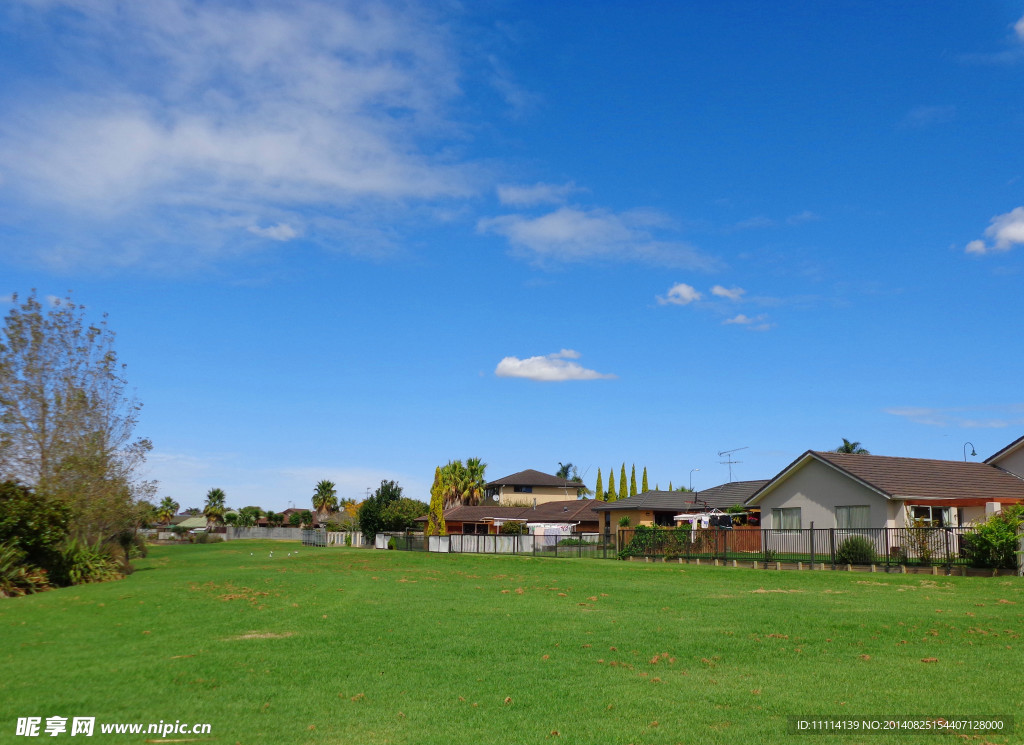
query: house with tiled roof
[
  {"left": 416, "top": 500, "right": 600, "bottom": 534},
  {"left": 746, "top": 447, "right": 1024, "bottom": 530},
  {"left": 590, "top": 480, "right": 768, "bottom": 535},
  {"left": 484, "top": 469, "right": 585, "bottom": 506}
]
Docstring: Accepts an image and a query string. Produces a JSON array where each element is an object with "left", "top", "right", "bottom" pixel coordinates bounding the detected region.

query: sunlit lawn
[{"left": 2, "top": 541, "right": 1022, "bottom": 744}]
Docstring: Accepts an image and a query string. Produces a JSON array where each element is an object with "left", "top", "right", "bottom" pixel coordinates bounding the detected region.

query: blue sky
[{"left": 1, "top": 1, "right": 1023, "bottom": 511}]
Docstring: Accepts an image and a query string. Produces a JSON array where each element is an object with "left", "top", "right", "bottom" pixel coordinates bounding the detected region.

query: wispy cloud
[
  {"left": 723, "top": 313, "right": 772, "bottom": 331},
  {"left": 0, "top": 0, "right": 480, "bottom": 270},
  {"left": 494, "top": 349, "right": 616, "bottom": 382},
  {"left": 965, "top": 206, "right": 1024, "bottom": 255},
  {"left": 898, "top": 105, "right": 956, "bottom": 130},
  {"left": 478, "top": 207, "right": 720, "bottom": 269},
  {"left": 884, "top": 404, "right": 1024, "bottom": 429},
  {"left": 711, "top": 285, "right": 745, "bottom": 301},
  {"left": 248, "top": 223, "right": 300, "bottom": 241},
  {"left": 496, "top": 182, "right": 582, "bottom": 206},
  {"left": 657, "top": 283, "right": 702, "bottom": 306}
]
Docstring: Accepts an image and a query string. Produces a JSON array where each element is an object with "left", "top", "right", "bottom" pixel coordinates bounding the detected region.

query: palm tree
[
  {"left": 312, "top": 479, "right": 338, "bottom": 518},
  {"left": 440, "top": 460, "right": 467, "bottom": 508},
  {"left": 834, "top": 438, "right": 870, "bottom": 454},
  {"left": 203, "top": 487, "right": 227, "bottom": 527},
  {"left": 156, "top": 496, "right": 179, "bottom": 526},
  {"left": 463, "top": 457, "right": 488, "bottom": 505}
]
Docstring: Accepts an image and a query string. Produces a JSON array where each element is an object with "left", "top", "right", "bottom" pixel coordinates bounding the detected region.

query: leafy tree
[
  {"left": 358, "top": 480, "right": 403, "bottom": 541},
  {"left": 594, "top": 468, "right": 603, "bottom": 503},
  {"left": 629, "top": 465, "right": 637, "bottom": 497},
  {"left": 0, "top": 291, "right": 153, "bottom": 546},
  {"left": 425, "top": 466, "right": 446, "bottom": 537},
  {"left": 834, "top": 438, "right": 869, "bottom": 454},
  {"left": 668, "top": 481, "right": 673, "bottom": 491},
  {"left": 312, "top": 479, "right": 338, "bottom": 517},
  {"left": 380, "top": 497, "right": 429, "bottom": 532},
  {"left": 236, "top": 506, "right": 260, "bottom": 527},
  {"left": 183, "top": 507, "right": 201, "bottom": 516},
  {"left": 619, "top": 463, "right": 627, "bottom": 501},
  {"left": 641, "top": 467, "right": 649, "bottom": 494},
  {"left": 203, "top": 488, "right": 226, "bottom": 527},
  {"left": 265, "top": 511, "right": 283, "bottom": 527},
  {"left": 606, "top": 468, "right": 617, "bottom": 502}
]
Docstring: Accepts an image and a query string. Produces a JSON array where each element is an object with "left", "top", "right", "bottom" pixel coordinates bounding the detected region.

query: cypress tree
[
  {"left": 594, "top": 468, "right": 604, "bottom": 503},
  {"left": 607, "top": 469, "right": 617, "bottom": 502},
  {"left": 668, "top": 480, "right": 673, "bottom": 491},
  {"left": 619, "top": 463, "right": 628, "bottom": 501},
  {"left": 629, "top": 465, "right": 637, "bottom": 497},
  {"left": 641, "top": 467, "right": 649, "bottom": 494}
]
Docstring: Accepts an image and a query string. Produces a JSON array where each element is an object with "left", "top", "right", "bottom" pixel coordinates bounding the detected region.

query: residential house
[
  {"left": 416, "top": 500, "right": 600, "bottom": 535},
  {"left": 745, "top": 449, "right": 1024, "bottom": 530},
  {"left": 590, "top": 481, "right": 768, "bottom": 536},
  {"left": 484, "top": 469, "right": 585, "bottom": 506}
]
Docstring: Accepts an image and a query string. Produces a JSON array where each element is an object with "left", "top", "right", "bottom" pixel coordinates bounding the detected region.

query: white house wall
[
  {"left": 757, "top": 458, "right": 895, "bottom": 529},
  {"left": 990, "top": 447, "right": 1024, "bottom": 479}
]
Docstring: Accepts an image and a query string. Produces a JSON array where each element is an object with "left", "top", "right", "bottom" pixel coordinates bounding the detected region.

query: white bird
[
  {"left": 250, "top": 552, "right": 253, "bottom": 556},
  {"left": 269, "top": 552, "right": 273, "bottom": 558}
]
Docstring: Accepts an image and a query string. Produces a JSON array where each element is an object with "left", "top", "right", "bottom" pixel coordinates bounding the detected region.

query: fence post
[
  {"left": 809, "top": 523, "right": 815, "bottom": 568},
  {"left": 943, "top": 529, "right": 951, "bottom": 568},
  {"left": 884, "top": 528, "right": 890, "bottom": 566},
  {"left": 829, "top": 529, "right": 836, "bottom": 568}
]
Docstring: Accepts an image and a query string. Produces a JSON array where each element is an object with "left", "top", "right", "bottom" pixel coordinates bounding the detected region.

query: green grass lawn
[{"left": 2, "top": 542, "right": 1022, "bottom": 745}]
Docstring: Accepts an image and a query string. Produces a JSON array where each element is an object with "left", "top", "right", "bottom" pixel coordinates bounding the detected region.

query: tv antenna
[{"left": 718, "top": 446, "right": 748, "bottom": 482}]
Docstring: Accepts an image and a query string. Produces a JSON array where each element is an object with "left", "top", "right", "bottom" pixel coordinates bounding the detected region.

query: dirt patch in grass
[{"left": 225, "top": 631, "right": 295, "bottom": 641}]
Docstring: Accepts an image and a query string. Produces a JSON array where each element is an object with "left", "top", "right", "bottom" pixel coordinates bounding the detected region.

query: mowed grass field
[{"left": 2, "top": 542, "right": 1022, "bottom": 745}]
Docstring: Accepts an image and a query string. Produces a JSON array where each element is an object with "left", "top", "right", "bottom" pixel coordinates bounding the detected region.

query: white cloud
[
  {"left": 1016, "top": 15, "right": 1024, "bottom": 41},
  {"left": 496, "top": 181, "right": 582, "bottom": 206},
  {"left": 656, "top": 283, "right": 702, "bottom": 306},
  {"left": 964, "top": 206, "right": 1024, "bottom": 254},
  {"left": 0, "top": 0, "right": 479, "bottom": 269},
  {"left": 723, "top": 313, "right": 772, "bottom": 330},
  {"left": 478, "top": 207, "right": 719, "bottom": 268},
  {"left": 494, "top": 349, "right": 616, "bottom": 382},
  {"left": 711, "top": 285, "right": 745, "bottom": 300},
  {"left": 248, "top": 222, "right": 299, "bottom": 241}
]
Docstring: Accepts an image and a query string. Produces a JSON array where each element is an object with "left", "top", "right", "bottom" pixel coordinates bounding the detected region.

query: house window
[
  {"left": 513, "top": 486, "right": 533, "bottom": 493},
  {"left": 836, "top": 505, "right": 870, "bottom": 529},
  {"left": 463, "top": 523, "right": 488, "bottom": 534},
  {"left": 654, "top": 512, "right": 676, "bottom": 527},
  {"left": 909, "top": 505, "right": 949, "bottom": 527},
  {"left": 771, "top": 507, "right": 801, "bottom": 531}
]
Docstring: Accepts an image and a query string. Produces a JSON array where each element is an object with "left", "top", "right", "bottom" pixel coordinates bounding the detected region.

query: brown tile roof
[
  {"left": 415, "top": 500, "right": 599, "bottom": 524},
  {"left": 750, "top": 450, "right": 1024, "bottom": 504},
  {"left": 591, "top": 481, "right": 768, "bottom": 512},
  {"left": 486, "top": 469, "right": 582, "bottom": 489}
]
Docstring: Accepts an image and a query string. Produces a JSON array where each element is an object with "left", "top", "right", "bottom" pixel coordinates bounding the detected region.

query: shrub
[
  {"left": 0, "top": 541, "right": 51, "bottom": 597},
  {"left": 387, "top": 537, "right": 396, "bottom": 550},
  {"left": 499, "top": 521, "right": 525, "bottom": 535},
  {"left": 344, "top": 534, "right": 352, "bottom": 547},
  {"left": 0, "top": 481, "right": 70, "bottom": 576},
  {"left": 836, "top": 535, "right": 876, "bottom": 565},
  {"left": 960, "top": 506, "right": 1023, "bottom": 569},
  {"left": 51, "top": 539, "right": 122, "bottom": 586},
  {"left": 618, "top": 515, "right": 631, "bottom": 528}
]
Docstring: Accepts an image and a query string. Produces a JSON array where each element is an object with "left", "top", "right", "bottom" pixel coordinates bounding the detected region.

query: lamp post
[
  {"left": 963, "top": 442, "right": 976, "bottom": 462},
  {"left": 689, "top": 468, "right": 700, "bottom": 491}
]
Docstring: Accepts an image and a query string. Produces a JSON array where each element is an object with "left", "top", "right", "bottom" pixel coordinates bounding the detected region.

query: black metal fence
[{"left": 617, "top": 526, "right": 986, "bottom": 567}]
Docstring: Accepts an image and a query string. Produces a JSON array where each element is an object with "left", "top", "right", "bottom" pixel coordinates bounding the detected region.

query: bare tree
[{"left": 0, "top": 291, "right": 153, "bottom": 543}]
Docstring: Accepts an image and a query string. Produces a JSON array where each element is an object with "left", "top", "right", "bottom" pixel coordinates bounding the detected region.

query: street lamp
[
  {"left": 963, "top": 442, "right": 976, "bottom": 462},
  {"left": 689, "top": 468, "right": 700, "bottom": 491}
]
